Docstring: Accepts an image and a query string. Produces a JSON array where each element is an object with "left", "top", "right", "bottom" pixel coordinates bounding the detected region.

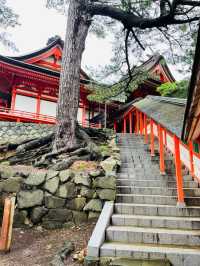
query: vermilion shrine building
[{"left": 0, "top": 37, "right": 175, "bottom": 127}]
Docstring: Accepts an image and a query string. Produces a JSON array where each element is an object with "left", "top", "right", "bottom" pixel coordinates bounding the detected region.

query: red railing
[
  {"left": 116, "top": 108, "right": 200, "bottom": 207},
  {"left": 0, "top": 107, "right": 102, "bottom": 129},
  {"left": 0, "top": 107, "right": 56, "bottom": 124}
]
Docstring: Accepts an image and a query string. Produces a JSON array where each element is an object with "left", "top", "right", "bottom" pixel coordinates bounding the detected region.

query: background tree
[
  {"left": 47, "top": 0, "right": 200, "bottom": 152},
  {"left": 157, "top": 80, "right": 189, "bottom": 98},
  {"left": 0, "top": 0, "right": 19, "bottom": 50}
]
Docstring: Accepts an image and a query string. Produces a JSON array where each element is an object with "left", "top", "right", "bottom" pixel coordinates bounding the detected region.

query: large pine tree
[{"left": 47, "top": 0, "right": 200, "bottom": 151}]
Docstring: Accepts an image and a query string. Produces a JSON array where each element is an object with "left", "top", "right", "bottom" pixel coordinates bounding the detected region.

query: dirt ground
[{"left": 0, "top": 222, "right": 96, "bottom": 266}]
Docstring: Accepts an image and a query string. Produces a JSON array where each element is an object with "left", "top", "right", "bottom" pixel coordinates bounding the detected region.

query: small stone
[
  {"left": 43, "top": 221, "right": 64, "bottom": 230},
  {"left": 93, "top": 175, "right": 116, "bottom": 189},
  {"left": 88, "top": 211, "right": 100, "bottom": 220},
  {"left": 43, "top": 208, "right": 72, "bottom": 222},
  {"left": 72, "top": 211, "right": 87, "bottom": 224},
  {"left": 89, "top": 170, "right": 101, "bottom": 178},
  {"left": 46, "top": 170, "right": 59, "bottom": 180},
  {"left": 2, "top": 176, "right": 22, "bottom": 192},
  {"left": 0, "top": 168, "right": 14, "bottom": 179},
  {"left": 83, "top": 199, "right": 102, "bottom": 212},
  {"left": 17, "top": 190, "right": 44, "bottom": 209},
  {"left": 100, "top": 157, "right": 118, "bottom": 174},
  {"left": 80, "top": 186, "right": 95, "bottom": 198},
  {"left": 67, "top": 197, "right": 86, "bottom": 211},
  {"left": 59, "top": 169, "right": 74, "bottom": 183},
  {"left": 45, "top": 195, "right": 66, "bottom": 209},
  {"left": 44, "top": 176, "right": 59, "bottom": 194},
  {"left": 24, "top": 172, "right": 46, "bottom": 186},
  {"left": 13, "top": 210, "right": 28, "bottom": 227},
  {"left": 74, "top": 173, "right": 91, "bottom": 187},
  {"left": 30, "top": 206, "right": 48, "bottom": 224},
  {"left": 57, "top": 182, "right": 76, "bottom": 199},
  {"left": 97, "top": 189, "right": 116, "bottom": 201}
]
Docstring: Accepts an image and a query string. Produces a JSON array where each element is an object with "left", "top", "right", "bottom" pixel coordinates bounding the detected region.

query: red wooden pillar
[
  {"left": 123, "top": 117, "right": 127, "bottom": 134},
  {"left": 150, "top": 119, "right": 155, "bottom": 156},
  {"left": 174, "top": 135, "right": 185, "bottom": 207},
  {"left": 189, "top": 141, "right": 195, "bottom": 177},
  {"left": 36, "top": 94, "right": 41, "bottom": 117},
  {"left": 158, "top": 125, "right": 165, "bottom": 175},
  {"left": 0, "top": 198, "right": 11, "bottom": 251},
  {"left": 139, "top": 112, "right": 143, "bottom": 135},
  {"left": 144, "top": 114, "right": 148, "bottom": 144},
  {"left": 129, "top": 112, "right": 132, "bottom": 134},
  {"left": 135, "top": 110, "right": 139, "bottom": 135},
  {"left": 114, "top": 121, "right": 117, "bottom": 133},
  {"left": 11, "top": 87, "right": 16, "bottom": 112}
]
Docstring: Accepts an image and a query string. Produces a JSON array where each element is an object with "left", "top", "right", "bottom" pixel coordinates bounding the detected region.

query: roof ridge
[{"left": 146, "top": 95, "right": 187, "bottom": 105}]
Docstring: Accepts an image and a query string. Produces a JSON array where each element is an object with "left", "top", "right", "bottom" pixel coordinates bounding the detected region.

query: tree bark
[{"left": 53, "top": 0, "right": 91, "bottom": 151}]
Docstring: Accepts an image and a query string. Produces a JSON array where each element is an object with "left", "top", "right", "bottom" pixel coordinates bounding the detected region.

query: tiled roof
[{"left": 133, "top": 96, "right": 186, "bottom": 138}]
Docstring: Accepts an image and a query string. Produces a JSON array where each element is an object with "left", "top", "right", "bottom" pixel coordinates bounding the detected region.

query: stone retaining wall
[
  {"left": 0, "top": 122, "right": 54, "bottom": 145},
  {"left": 0, "top": 138, "right": 120, "bottom": 229}
]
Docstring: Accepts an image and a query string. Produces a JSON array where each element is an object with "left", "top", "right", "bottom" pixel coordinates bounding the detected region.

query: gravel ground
[{"left": 0, "top": 222, "right": 96, "bottom": 266}]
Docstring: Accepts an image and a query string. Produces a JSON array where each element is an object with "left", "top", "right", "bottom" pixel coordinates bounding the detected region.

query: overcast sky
[{"left": 0, "top": 0, "right": 182, "bottom": 80}]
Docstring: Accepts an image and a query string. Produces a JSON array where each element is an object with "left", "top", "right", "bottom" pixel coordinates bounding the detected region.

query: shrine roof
[
  {"left": 0, "top": 54, "right": 89, "bottom": 84},
  {"left": 132, "top": 54, "right": 175, "bottom": 82},
  {"left": 0, "top": 36, "right": 90, "bottom": 81},
  {"left": 11, "top": 37, "right": 64, "bottom": 61},
  {"left": 133, "top": 96, "right": 186, "bottom": 138}
]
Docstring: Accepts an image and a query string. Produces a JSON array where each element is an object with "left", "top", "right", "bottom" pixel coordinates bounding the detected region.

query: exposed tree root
[{"left": 0, "top": 126, "right": 109, "bottom": 169}]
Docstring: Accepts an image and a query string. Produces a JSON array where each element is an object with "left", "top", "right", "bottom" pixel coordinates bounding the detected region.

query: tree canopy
[
  {"left": 47, "top": 0, "right": 200, "bottom": 79},
  {"left": 157, "top": 80, "right": 189, "bottom": 98},
  {"left": 46, "top": 0, "right": 200, "bottom": 150},
  {"left": 0, "top": 0, "right": 19, "bottom": 50}
]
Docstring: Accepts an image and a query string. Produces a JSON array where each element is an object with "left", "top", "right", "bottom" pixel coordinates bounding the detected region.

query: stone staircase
[{"left": 100, "top": 134, "right": 200, "bottom": 266}]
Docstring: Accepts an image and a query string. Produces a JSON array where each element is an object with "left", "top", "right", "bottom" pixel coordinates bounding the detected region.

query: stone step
[
  {"left": 116, "top": 194, "right": 177, "bottom": 205},
  {"left": 100, "top": 242, "right": 200, "bottom": 265},
  {"left": 115, "top": 203, "right": 200, "bottom": 217},
  {"left": 106, "top": 226, "right": 200, "bottom": 247},
  {"left": 111, "top": 214, "right": 200, "bottom": 229},
  {"left": 108, "top": 258, "right": 171, "bottom": 266},
  {"left": 117, "top": 174, "right": 193, "bottom": 182},
  {"left": 116, "top": 186, "right": 200, "bottom": 197},
  {"left": 116, "top": 179, "right": 198, "bottom": 188},
  {"left": 116, "top": 194, "right": 200, "bottom": 206}
]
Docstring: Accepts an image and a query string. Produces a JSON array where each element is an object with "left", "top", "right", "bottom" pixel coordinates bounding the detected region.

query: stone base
[{"left": 84, "top": 256, "right": 100, "bottom": 266}]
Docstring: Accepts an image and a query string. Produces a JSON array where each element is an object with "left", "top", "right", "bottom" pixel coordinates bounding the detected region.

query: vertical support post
[
  {"left": 174, "top": 135, "right": 185, "bottom": 207},
  {"left": 129, "top": 112, "right": 132, "bottom": 134},
  {"left": 158, "top": 125, "right": 165, "bottom": 175},
  {"left": 135, "top": 110, "right": 139, "bottom": 135},
  {"left": 104, "top": 102, "right": 107, "bottom": 129},
  {"left": 11, "top": 87, "right": 16, "bottom": 112},
  {"left": 82, "top": 105, "right": 86, "bottom": 127},
  {"left": 36, "top": 94, "right": 41, "bottom": 118},
  {"left": 144, "top": 114, "right": 148, "bottom": 144},
  {"left": 123, "top": 117, "right": 127, "bottom": 134},
  {"left": 0, "top": 198, "right": 11, "bottom": 251},
  {"left": 150, "top": 119, "right": 155, "bottom": 157},
  {"left": 189, "top": 141, "right": 195, "bottom": 177},
  {"left": 140, "top": 112, "right": 143, "bottom": 135},
  {"left": 114, "top": 121, "right": 117, "bottom": 133},
  {"left": 98, "top": 103, "right": 101, "bottom": 129},
  {"left": 164, "top": 128, "right": 167, "bottom": 146}
]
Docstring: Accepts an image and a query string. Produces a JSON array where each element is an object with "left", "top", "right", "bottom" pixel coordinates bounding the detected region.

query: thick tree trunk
[{"left": 53, "top": 0, "right": 91, "bottom": 151}]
